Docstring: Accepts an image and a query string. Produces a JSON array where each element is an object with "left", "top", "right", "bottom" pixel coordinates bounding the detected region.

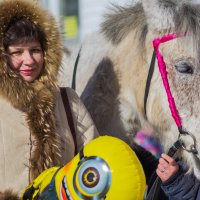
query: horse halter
[{"left": 144, "top": 33, "right": 198, "bottom": 155}]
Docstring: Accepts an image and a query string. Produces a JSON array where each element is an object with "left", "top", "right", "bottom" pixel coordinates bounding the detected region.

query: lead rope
[{"left": 145, "top": 139, "right": 183, "bottom": 200}]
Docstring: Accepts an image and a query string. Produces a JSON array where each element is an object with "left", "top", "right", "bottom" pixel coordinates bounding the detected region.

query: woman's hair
[{"left": 3, "top": 17, "right": 47, "bottom": 51}]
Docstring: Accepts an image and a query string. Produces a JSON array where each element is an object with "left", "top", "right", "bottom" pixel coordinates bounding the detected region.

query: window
[{"left": 61, "top": 0, "right": 79, "bottom": 41}]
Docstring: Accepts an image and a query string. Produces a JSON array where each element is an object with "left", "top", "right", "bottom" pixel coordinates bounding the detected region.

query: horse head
[
  {"left": 61, "top": 0, "right": 200, "bottom": 178},
  {"left": 140, "top": 0, "right": 200, "bottom": 178}
]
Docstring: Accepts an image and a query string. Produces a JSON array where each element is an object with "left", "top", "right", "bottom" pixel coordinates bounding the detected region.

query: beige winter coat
[
  {"left": 0, "top": 87, "right": 98, "bottom": 194},
  {"left": 0, "top": 0, "right": 99, "bottom": 196}
]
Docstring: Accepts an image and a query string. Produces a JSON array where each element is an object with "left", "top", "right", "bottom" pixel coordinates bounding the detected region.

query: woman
[{"left": 0, "top": 0, "right": 99, "bottom": 199}]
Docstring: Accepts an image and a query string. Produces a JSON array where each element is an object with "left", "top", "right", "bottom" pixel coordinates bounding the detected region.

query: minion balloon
[{"left": 21, "top": 136, "right": 146, "bottom": 200}]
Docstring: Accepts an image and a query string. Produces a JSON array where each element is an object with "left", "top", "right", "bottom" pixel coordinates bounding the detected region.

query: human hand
[{"left": 156, "top": 153, "right": 179, "bottom": 182}]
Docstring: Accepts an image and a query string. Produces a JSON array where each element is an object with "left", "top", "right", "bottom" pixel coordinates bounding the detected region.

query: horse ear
[{"left": 142, "top": 0, "right": 179, "bottom": 32}]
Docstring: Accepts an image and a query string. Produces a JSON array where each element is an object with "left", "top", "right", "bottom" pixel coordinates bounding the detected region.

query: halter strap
[
  {"left": 144, "top": 49, "right": 156, "bottom": 117},
  {"left": 144, "top": 33, "right": 198, "bottom": 155},
  {"left": 153, "top": 33, "right": 182, "bottom": 128},
  {"left": 144, "top": 33, "right": 182, "bottom": 127}
]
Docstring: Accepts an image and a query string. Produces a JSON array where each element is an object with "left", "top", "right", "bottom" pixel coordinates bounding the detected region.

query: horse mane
[
  {"left": 175, "top": 3, "right": 200, "bottom": 57},
  {"left": 175, "top": 2, "right": 200, "bottom": 34},
  {"left": 100, "top": 2, "right": 148, "bottom": 48}
]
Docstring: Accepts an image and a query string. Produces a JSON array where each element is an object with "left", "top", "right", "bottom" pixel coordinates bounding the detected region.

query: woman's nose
[{"left": 22, "top": 51, "right": 34, "bottom": 65}]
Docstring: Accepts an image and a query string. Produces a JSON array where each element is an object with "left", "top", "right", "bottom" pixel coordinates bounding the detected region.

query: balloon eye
[
  {"left": 82, "top": 167, "right": 100, "bottom": 187},
  {"left": 73, "top": 157, "right": 111, "bottom": 199}
]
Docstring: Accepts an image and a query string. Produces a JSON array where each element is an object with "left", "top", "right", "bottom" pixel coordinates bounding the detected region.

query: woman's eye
[
  {"left": 10, "top": 51, "right": 22, "bottom": 56},
  {"left": 32, "top": 48, "right": 42, "bottom": 53},
  {"left": 174, "top": 62, "right": 193, "bottom": 74}
]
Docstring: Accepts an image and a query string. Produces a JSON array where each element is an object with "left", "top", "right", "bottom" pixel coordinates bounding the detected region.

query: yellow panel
[{"left": 64, "top": 16, "right": 78, "bottom": 39}]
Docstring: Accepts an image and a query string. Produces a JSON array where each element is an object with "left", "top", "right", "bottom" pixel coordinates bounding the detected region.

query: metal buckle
[{"left": 178, "top": 130, "right": 198, "bottom": 154}]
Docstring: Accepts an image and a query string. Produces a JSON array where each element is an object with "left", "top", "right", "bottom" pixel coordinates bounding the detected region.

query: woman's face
[{"left": 6, "top": 41, "right": 44, "bottom": 82}]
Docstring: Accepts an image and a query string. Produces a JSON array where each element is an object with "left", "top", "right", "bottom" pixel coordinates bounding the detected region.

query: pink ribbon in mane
[{"left": 153, "top": 33, "right": 182, "bottom": 128}]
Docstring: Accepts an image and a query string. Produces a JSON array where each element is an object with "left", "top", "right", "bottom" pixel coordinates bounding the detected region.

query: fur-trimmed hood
[
  {"left": 0, "top": 0, "right": 62, "bottom": 89},
  {"left": 0, "top": 0, "right": 63, "bottom": 180}
]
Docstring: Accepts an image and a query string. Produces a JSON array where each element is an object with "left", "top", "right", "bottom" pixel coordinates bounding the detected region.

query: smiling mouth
[{"left": 61, "top": 176, "right": 73, "bottom": 200}]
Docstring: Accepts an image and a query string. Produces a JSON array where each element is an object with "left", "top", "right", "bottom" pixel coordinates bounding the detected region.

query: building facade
[{"left": 39, "top": 0, "right": 135, "bottom": 44}]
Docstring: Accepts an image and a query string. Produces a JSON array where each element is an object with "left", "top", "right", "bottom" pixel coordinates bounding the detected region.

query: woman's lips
[{"left": 21, "top": 69, "right": 34, "bottom": 75}]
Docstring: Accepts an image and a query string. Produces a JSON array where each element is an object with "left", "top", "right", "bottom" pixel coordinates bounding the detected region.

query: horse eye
[{"left": 174, "top": 62, "right": 193, "bottom": 74}]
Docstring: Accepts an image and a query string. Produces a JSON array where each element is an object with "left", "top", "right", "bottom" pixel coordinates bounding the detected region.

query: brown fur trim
[
  {"left": 0, "top": 190, "right": 19, "bottom": 200},
  {"left": 26, "top": 84, "right": 61, "bottom": 179}
]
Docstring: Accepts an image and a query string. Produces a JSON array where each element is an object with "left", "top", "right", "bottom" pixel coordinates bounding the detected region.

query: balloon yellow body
[{"left": 21, "top": 136, "right": 146, "bottom": 200}]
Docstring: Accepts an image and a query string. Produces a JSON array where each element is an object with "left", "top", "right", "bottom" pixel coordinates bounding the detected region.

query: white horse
[{"left": 59, "top": 0, "right": 200, "bottom": 179}]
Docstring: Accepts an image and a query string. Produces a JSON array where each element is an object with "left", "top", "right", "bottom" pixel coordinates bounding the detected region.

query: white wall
[{"left": 39, "top": 0, "right": 61, "bottom": 23}]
